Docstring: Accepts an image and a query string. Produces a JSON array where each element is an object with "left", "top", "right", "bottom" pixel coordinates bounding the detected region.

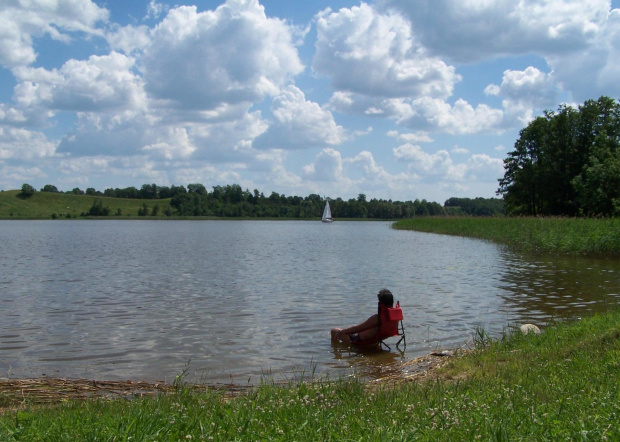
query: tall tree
[
  {"left": 498, "top": 115, "right": 548, "bottom": 215},
  {"left": 572, "top": 97, "right": 620, "bottom": 216},
  {"left": 498, "top": 96, "right": 620, "bottom": 217}
]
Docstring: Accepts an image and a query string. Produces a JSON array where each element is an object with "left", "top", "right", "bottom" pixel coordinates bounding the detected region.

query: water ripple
[{"left": 1, "top": 220, "right": 619, "bottom": 383}]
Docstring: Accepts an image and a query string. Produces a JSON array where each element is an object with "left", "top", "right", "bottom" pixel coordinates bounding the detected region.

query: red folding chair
[{"left": 355, "top": 301, "right": 406, "bottom": 351}]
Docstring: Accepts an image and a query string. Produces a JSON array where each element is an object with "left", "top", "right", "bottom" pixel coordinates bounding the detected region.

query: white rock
[{"left": 520, "top": 324, "right": 541, "bottom": 335}]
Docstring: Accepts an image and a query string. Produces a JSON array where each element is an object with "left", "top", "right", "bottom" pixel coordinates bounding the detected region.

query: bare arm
[{"left": 340, "top": 314, "right": 379, "bottom": 335}]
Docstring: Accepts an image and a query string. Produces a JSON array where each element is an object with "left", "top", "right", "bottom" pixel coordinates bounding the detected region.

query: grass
[
  {"left": 0, "top": 190, "right": 173, "bottom": 219},
  {"left": 393, "top": 216, "right": 620, "bottom": 257},
  {"left": 1, "top": 310, "right": 619, "bottom": 440}
]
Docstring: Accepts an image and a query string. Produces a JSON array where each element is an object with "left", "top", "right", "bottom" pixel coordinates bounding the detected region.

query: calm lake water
[{"left": 1, "top": 220, "right": 619, "bottom": 384}]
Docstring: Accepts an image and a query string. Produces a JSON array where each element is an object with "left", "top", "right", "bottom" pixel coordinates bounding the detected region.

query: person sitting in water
[{"left": 331, "top": 289, "right": 394, "bottom": 343}]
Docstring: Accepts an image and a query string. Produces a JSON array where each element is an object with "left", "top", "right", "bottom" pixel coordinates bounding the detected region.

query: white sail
[{"left": 322, "top": 200, "right": 333, "bottom": 222}]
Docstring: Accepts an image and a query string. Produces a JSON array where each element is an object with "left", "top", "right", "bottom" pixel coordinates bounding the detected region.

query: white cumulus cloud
[
  {"left": 0, "top": 127, "right": 56, "bottom": 160},
  {"left": 313, "top": 2, "right": 460, "bottom": 99},
  {"left": 141, "top": 127, "right": 196, "bottom": 159},
  {"left": 383, "top": 0, "right": 620, "bottom": 101},
  {"left": 546, "top": 7, "right": 620, "bottom": 101},
  {"left": 485, "top": 66, "right": 560, "bottom": 125},
  {"left": 383, "top": 0, "right": 609, "bottom": 62},
  {"left": 393, "top": 143, "right": 504, "bottom": 183},
  {"left": 106, "top": 24, "right": 151, "bottom": 55},
  {"left": 396, "top": 97, "right": 504, "bottom": 135},
  {"left": 254, "top": 86, "right": 346, "bottom": 150},
  {"left": 0, "top": 0, "right": 108, "bottom": 68},
  {"left": 13, "top": 52, "right": 146, "bottom": 112},
  {"left": 302, "top": 147, "right": 345, "bottom": 181},
  {"left": 141, "top": 0, "right": 304, "bottom": 111}
]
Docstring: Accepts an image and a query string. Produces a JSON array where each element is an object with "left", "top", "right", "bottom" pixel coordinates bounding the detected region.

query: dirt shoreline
[{"left": 0, "top": 351, "right": 462, "bottom": 410}]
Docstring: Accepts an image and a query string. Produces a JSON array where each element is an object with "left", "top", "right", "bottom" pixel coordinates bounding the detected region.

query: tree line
[
  {"left": 444, "top": 197, "right": 505, "bottom": 216},
  {"left": 19, "top": 182, "right": 504, "bottom": 218},
  {"left": 170, "top": 190, "right": 452, "bottom": 218},
  {"left": 497, "top": 96, "right": 620, "bottom": 217}
]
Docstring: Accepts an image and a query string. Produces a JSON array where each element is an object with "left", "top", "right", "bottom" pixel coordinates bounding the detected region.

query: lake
[{"left": 1, "top": 220, "right": 619, "bottom": 384}]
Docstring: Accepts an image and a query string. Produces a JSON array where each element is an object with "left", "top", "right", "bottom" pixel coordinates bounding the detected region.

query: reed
[
  {"left": 2, "top": 310, "right": 619, "bottom": 440},
  {"left": 393, "top": 216, "right": 620, "bottom": 256}
]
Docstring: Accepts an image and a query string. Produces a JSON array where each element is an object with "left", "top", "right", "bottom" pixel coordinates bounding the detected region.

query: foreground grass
[
  {"left": 394, "top": 216, "right": 620, "bottom": 257},
  {"left": 2, "top": 311, "right": 619, "bottom": 440}
]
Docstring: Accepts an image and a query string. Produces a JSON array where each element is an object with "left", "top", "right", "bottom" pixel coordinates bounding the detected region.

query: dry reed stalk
[{"left": 0, "top": 377, "right": 253, "bottom": 409}]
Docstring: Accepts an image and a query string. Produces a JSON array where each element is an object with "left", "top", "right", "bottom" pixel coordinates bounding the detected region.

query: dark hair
[{"left": 377, "top": 289, "right": 394, "bottom": 308}]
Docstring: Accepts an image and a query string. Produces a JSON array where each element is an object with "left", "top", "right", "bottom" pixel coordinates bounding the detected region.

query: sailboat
[{"left": 322, "top": 199, "right": 334, "bottom": 223}]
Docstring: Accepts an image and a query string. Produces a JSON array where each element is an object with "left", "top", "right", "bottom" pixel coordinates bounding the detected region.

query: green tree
[
  {"left": 542, "top": 105, "right": 580, "bottom": 215},
  {"left": 138, "top": 203, "right": 149, "bottom": 216},
  {"left": 88, "top": 199, "right": 110, "bottom": 216},
  {"left": 188, "top": 183, "right": 207, "bottom": 195},
  {"left": 41, "top": 184, "right": 60, "bottom": 193},
  {"left": 20, "top": 183, "right": 36, "bottom": 198},
  {"left": 498, "top": 96, "right": 620, "bottom": 217},
  {"left": 571, "top": 98, "right": 620, "bottom": 216},
  {"left": 498, "top": 115, "right": 548, "bottom": 215},
  {"left": 139, "top": 184, "right": 158, "bottom": 199}
]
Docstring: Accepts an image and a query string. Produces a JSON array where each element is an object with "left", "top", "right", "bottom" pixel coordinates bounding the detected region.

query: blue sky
[{"left": 1, "top": 0, "right": 619, "bottom": 203}]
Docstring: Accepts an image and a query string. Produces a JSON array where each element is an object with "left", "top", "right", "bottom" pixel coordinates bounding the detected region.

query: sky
[{"left": 1, "top": 0, "right": 619, "bottom": 203}]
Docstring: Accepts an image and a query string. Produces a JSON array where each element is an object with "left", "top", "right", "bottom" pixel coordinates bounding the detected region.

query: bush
[
  {"left": 20, "top": 183, "right": 36, "bottom": 198},
  {"left": 88, "top": 199, "right": 110, "bottom": 216}
]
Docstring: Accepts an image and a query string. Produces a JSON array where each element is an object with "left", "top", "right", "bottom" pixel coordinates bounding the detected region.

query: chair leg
[{"left": 396, "top": 321, "right": 406, "bottom": 349}]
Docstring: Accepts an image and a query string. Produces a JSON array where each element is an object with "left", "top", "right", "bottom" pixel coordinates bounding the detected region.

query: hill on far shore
[{"left": 0, "top": 190, "right": 173, "bottom": 219}]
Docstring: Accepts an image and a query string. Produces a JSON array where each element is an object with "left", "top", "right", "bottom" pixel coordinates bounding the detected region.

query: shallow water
[{"left": 1, "top": 220, "right": 618, "bottom": 384}]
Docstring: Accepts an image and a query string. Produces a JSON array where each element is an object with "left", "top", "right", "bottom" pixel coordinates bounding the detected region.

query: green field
[
  {"left": 394, "top": 216, "right": 620, "bottom": 257},
  {"left": 1, "top": 310, "right": 619, "bottom": 440},
  {"left": 0, "top": 190, "right": 173, "bottom": 219}
]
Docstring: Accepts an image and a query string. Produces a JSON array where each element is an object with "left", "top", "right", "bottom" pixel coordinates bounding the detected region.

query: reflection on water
[
  {"left": 330, "top": 341, "right": 407, "bottom": 380},
  {"left": 0, "top": 220, "right": 619, "bottom": 384},
  {"left": 498, "top": 252, "right": 620, "bottom": 323}
]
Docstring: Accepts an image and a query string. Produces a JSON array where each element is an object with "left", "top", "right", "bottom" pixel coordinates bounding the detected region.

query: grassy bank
[
  {"left": 1, "top": 310, "right": 619, "bottom": 440},
  {"left": 393, "top": 216, "right": 620, "bottom": 257},
  {"left": 0, "top": 190, "right": 173, "bottom": 219}
]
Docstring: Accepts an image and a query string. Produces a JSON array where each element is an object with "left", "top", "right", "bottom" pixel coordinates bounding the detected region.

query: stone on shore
[{"left": 520, "top": 323, "right": 541, "bottom": 335}]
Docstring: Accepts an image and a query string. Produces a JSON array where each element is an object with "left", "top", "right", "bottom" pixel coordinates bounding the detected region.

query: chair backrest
[{"left": 377, "top": 301, "right": 403, "bottom": 340}]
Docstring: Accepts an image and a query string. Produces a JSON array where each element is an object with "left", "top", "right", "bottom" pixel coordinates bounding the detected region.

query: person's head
[{"left": 377, "top": 289, "right": 394, "bottom": 307}]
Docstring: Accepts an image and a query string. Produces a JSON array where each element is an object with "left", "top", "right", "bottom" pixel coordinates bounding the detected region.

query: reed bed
[
  {"left": 393, "top": 216, "right": 620, "bottom": 256},
  {"left": 0, "top": 379, "right": 172, "bottom": 405},
  {"left": 0, "top": 378, "right": 255, "bottom": 407}
]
